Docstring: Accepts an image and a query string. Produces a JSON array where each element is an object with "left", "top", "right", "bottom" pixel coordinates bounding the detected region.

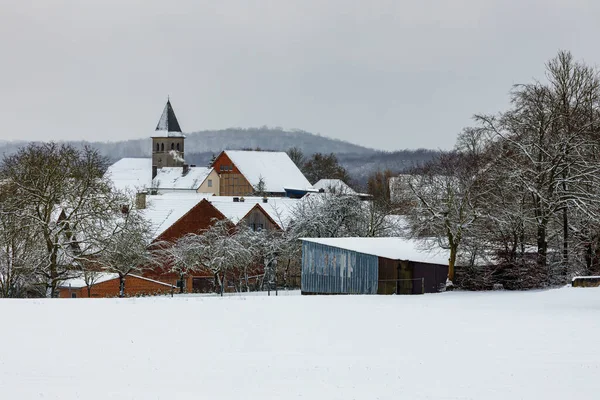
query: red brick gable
[
  {"left": 155, "top": 199, "right": 226, "bottom": 243},
  {"left": 212, "top": 151, "right": 241, "bottom": 174}
]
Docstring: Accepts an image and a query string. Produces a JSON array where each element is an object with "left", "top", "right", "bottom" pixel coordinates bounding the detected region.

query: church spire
[{"left": 155, "top": 98, "right": 182, "bottom": 135}]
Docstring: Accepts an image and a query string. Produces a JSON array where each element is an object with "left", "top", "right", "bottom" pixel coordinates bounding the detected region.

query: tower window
[
  {"left": 156, "top": 143, "right": 159, "bottom": 152},
  {"left": 161, "top": 143, "right": 164, "bottom": 152},
  {"left": 171, "top": 143, "right": 174, "bottom": 150},
  {"left": 176, "top": 143, "right": 180, "bottom": 151}
]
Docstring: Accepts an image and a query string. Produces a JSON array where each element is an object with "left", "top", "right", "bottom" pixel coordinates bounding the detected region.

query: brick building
[{"left": 58, "top": 273, "right": 175, "bottom": 298}]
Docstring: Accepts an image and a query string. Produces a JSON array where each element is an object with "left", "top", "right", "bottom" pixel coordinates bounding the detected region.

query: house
[
  {"left": 212, "top": 150, "right": 313, "bottom": 197},
  {"left": 58, "top": 273, "right": 175, "bottom": 298},
  {"left": 300, "top": 237, "right": 449, "bottom": 295},
  {"left": 105, "top": 99, "right": 220, "bottom": 195}
]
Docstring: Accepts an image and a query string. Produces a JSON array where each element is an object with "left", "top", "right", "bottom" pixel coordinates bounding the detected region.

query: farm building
[
  {"left": 137, "top": 192, "right": 300, "bottom": 291},
  {"left": 300, "top": 238, "right": 449, "bottom": 295},
  {"left": 58, "top": 273, "right": 176, "bottom": 298},
  {"left": 211, "top": 150, "right": 314, "bottom": 197}
]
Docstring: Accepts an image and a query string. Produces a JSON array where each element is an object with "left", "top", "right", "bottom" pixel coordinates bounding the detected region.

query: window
[
  {"left": 71, "top": 293, "right": 77, "bottom": 298},
  {"left": 161, "top": 143, "right": 165, "bottom": 152},
  {"left": 176, "top": 143, "right": 180, "bottom": 151},
  {"left": 207, "top": 179, "right": 212, "bottom": 188},
  {"left": 156, "top": 143, "right": 159, "bottom": 152},
  {"left": 171, "top": 143, "right": 174, "bottom": 150}
]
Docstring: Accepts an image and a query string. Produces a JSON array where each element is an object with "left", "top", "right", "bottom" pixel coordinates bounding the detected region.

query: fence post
[{"left": 421, "top": 277, "right": 425, "bottom": 294}]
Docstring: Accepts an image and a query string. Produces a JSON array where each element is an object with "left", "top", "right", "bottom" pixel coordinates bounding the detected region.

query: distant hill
[{"left": 0, "top": 127, "right": 438, "bottom": 186}]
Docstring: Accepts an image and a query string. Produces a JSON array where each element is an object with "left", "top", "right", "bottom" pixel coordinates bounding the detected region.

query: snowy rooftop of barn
[
  {"left": 105, "top": 158, "right": 212, "bottom": 193},
  {"left": 58, "top": 273, "right": 120, "bottom": 289},
  {"left": 224, "top": 150, "right": 313, "bottom": 193},
  {"left": 141, "top": 192, "right": 214, "bottom": 239},
  {"left": 153, "top": 166, "right": 212, "bottom": 190},
  {"left": 313, "top": 179, "right": 356, "bottom": 194},
  {"left": 300, "top": 237, "right": 450, "bottom": 265},
  {"left": 59, "top": 273, "right": 175, "bottom": 289},
  {"left": 207, "top": 196, "right": 299, "bottom": 229}
]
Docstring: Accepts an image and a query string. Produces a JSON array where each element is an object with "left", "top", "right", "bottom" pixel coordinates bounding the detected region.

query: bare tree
[
  {"left": 395, "top": 151, "right": 483, "bottom": 285},
  {"left": 286, "top": 147, "right": 305, "bottom": 170},
  {"left": 91, "top": 211, "right": 155, "bottom": 297},
  {"left": 0, "top": 143, "right": 138, "bottom": 297}
]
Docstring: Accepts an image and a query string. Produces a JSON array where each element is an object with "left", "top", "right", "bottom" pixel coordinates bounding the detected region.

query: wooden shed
[{"left": 300, "top": 238, "right": 449, "bottom": 295}]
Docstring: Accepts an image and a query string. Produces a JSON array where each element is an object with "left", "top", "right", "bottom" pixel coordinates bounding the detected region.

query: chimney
[
  {"left": 135, "top": 191, "right": 147, "bottom": 210},
  {"left": 152, "top": 166, "right": 158, "bottom": 180},
  {"left": 182, "top": 163, "right": 189, "bottom": 175},
  {"left": 239, "top": 196, "right": 245, "bottom": 202}
]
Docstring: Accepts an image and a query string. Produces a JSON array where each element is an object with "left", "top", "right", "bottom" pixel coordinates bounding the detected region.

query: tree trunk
[
  {"left": 448, "top": 244, "right": 457, "bottom": 284},
  {"left": 180, "top": 272, "right": 185, "bottom": 294},
  {"left": 119, "top": 275, "right": 125, "bottom": 298},
  {"left": 562, "top": 206, "right": 568, "bottom": 276},
  {"left": 87, "top": 285, "right": 91, "bottom": 297}
]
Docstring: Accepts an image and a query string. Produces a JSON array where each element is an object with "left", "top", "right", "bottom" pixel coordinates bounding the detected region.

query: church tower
[{"left": 152, "top": 99, "right": 185, "bottom": 177}]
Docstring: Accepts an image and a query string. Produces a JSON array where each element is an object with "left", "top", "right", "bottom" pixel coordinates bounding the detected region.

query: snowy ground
[{"left": 1, "top": 287, "right": 599, "bottom": 399}]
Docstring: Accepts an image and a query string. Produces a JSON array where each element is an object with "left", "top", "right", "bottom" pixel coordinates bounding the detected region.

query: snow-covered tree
[
  {"left": 87, "top": 211, "right": 155, "bottom": 297},
  {"left": 0, "top": 143, "right": 142, "bottom": 297}
]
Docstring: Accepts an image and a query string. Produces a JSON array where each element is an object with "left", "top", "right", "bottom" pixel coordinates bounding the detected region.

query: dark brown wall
[{"left": 377, "top": 257, "right": 447, "bottom": 294}]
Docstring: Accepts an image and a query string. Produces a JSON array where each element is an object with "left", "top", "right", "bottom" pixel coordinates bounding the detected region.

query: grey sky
[{"left": 1, "top": 0, "right": 599, "bottom": 151}]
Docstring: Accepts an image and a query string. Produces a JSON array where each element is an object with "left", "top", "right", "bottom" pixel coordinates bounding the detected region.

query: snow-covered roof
[
  {"left": 141, "top": 192, "right": 214, "bottom": 239},
  {"left": 153, "top": 166, "right": 212, "bottom": 190},
  {"left": 300, "top": 237, "right": 450, "bottom": 265},
  {"left": 105, "top": 158, "right": 212, "bottom": 193},
  {"left": 211, "top": 202, "right": 258, "bottom": 224},
  {"left": 313, "top": 179, "right": 356, "bottom": 194},
  {"left": 223, "top": 150, "right": 313, "bottom": 193},
  {"left": 153, "top": 99, "right": 184, "bottom": 137},
  {"left": 58, "top": 273, "right": 120, "bottom": 289},
  {"left": 105, "top": 158, "right": 152, "bottom": 193},
  {"left": 207, "top": 196, "right": 300, "bottom": 229},
  {"left": 58, "top": 273, "right": 175, "bottom": 289}
]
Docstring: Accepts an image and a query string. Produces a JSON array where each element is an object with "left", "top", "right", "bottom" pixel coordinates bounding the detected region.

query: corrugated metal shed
[
  {"left": 301, "top": 241, "right": 378, "bottom": 294},
  {"left": 301, "top": 238, "right": 448, "bottom": 295}
]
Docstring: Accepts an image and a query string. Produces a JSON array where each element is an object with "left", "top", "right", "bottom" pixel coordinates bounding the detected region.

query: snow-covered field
[{"left": 1, "top": 288, "right": 599, "bottom": 399}]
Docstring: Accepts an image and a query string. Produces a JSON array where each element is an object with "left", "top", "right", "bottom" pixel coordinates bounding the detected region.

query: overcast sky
[{"left": 1, "top": 0, "right": 599, "bottom": 151}]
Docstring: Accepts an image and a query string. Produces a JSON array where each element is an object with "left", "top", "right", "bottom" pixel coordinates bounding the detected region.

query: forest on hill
[{"left": 0, "top": 128, "right": 439, "bottom": 185}]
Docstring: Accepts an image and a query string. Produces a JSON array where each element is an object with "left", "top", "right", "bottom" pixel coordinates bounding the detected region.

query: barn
[
  {"left": 58, "top": 273, "right": 176, "bottom": 298},
  {"left": 300, "top": 238, "right": 449, "bottom": 295}
]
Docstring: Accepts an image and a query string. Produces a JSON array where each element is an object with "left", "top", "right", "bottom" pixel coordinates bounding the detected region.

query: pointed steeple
[{"left": 155, "top": 99, "right": 182, "bottom": 136}]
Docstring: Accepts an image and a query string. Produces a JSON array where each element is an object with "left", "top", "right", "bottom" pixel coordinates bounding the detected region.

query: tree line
[{"left": 394, "top": 51, "right": 600, "bottom": 290}]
